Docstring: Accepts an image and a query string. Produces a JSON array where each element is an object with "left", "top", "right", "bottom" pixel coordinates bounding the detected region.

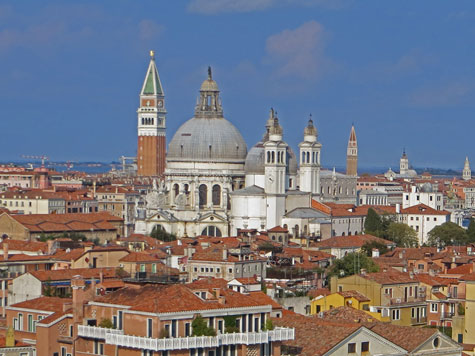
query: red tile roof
[
  {"left": 10, "top": 212, "right": 122, "bottom": 233},
  {"left": 30, "top": 267, "right": 118, "bottom": 281},
  {"left": 268, "top": 226, "right": 288, "bottom": 233},
  {"left": 400, "top": 204, "right": 450, "bottom": 216},
  {"left": 314, "top": 234, "right": 395, "bottom": 249},
  {"left": 9, "top": 296, "right": 72, "bottom": 313},
  {"left": 359, "top": 270, "right": 418, "bottom": 285}
]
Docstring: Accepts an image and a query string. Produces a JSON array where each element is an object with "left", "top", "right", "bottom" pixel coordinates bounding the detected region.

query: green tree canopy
[
  {"left": 364, "top": 208, "right": 393, "bottom": 238},
  {"left": 427, "top": 222, "right": 467, "bottom": 248},
  {"left": 151, "top": 225, "right": 177, "bottom": 242},
  {"left": 328, "top": 252, "right": 379, "bottom": 278},
  {"left": 361, "top": 240, "right": 388, "bottom": 256},
  {"left": 387, "top": 222, "right": 419, "bottom": 247},
  {"left": 364, "top": 208, "right": 383, "bottom": 235},
  {"left": 467, "top": 218, "right": 475, "bottom": 243},
  {"left": 192, "top": 315, "right": 216, "bottom": 336}
]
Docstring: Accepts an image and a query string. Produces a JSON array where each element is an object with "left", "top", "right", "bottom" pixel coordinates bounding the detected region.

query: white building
[
  {"left": 399, "top": 204, "right": 450, "bottom": 245},
  {"left": 230, "top": 114, "right": 318, "bottom": 234},
  {"left": 137, "top": 68, "right": 247, "bottom": 237},
  {"left": 403, "top": 184, "right": 444, "bottom": 211}
]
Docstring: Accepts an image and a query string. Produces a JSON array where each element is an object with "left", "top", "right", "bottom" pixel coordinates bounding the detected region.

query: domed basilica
[{"left": 135, "top": 55, "right": 356, "bottom": 237}]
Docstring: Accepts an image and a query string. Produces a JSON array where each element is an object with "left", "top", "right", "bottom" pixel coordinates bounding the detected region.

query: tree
[
  {"left": 467, "top": 219, "right": 475, "bottom": 243},
  {"left": 361, "top": 240, "right": 388, "bottom": 256},
  {"left": 223, "top": 315, "right": 239, "bottom": 333},
  {"left": 43, "top": 278, "right": 55, "bottom": 297},
  {"left": 151, "top": 225, "right": 177, "bottom": 242},
  {"left": 99, "top": 318, "right": 114, "bottom": 329},
  {"left": 192, "top": 315, "right": 216, "bottom": 336},
  {"left": 328, "top": 252, "right": 379, "bottom": 278},
  {"left": 386, "top": 222, "right": 419, "bottom": 247},
  {"left": 263, "top": 319, "right": 274, "bottom": 331},
  {"left": 427, "top": 222, "right": 467, "bottom": 248},
  {"left": 364, "top": 208, "right": 383, "bottom": 235}
]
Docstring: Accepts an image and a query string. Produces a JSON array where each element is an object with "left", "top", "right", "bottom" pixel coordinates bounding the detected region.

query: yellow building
[
  {"left": 311, "top": 290, "right": 389, "bottom": 321},
  {"left": 333, "top": 270, "right": 426, "bottom": 326},
  {"left": 452, "top": 275, "right": 475, "bottom": 349}
]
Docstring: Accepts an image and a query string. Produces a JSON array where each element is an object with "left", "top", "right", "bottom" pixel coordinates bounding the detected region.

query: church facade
[{"left": 135, "top": 53, "right": 357, "bottom": 238}]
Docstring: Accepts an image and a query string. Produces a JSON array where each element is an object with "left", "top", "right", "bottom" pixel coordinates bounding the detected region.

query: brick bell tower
[
  {"left": 137, "top": 50, "right": 166, "bottom": 176},
  {"left": 346, "top": 124, "right": 358, "bottom": 176}
]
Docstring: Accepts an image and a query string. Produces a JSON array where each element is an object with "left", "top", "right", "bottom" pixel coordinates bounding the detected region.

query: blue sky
[{"left": 1, "top": 0, "right": 474, "bottom": 170}]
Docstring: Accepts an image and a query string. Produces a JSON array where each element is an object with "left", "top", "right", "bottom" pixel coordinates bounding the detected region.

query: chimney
[
  {"left": 3, "top": 243, "right": 8, "bottom": 261},
  {"left": 90, "top": 277, "right": 97, "bottom": 296},
  {"left": 222, "top": 249, "right": 228, "bottom": 261},
  {"left": 5, "top": 326, "right": 14, "bottom": 347},
  {"left": 71, "top": 276, "right": 86, "bottom": 325},
  {"left": 92, "top": 181, "right": 96, "bottom": 198},
  {"left": 99, "top": 271, "right": 104, "bottom": 283},
  {"left": 360, "top": 268, "right": 367, "bottom": 276},
  {"left": 47, "top": 240, "right": 55, "bottom": 255},
  {"left": 372, "top": 249, "right": 380, "bottom": 258},
  {"left": 218, "top": 296, "right": 226, "bottom": 305},
  {"left": 396, "top": 204, "right": 400, "bottom": 214}
]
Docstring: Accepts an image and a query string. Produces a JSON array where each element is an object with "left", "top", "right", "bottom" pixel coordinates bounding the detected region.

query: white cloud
[
  {"left": 187, "top": 0, "right": 346, "bottom": 14},
  {"left": 409, "top": 81, "right": 472, "bottom": 108},
  {"left": 187, "top": 0, "right": 272, "bottom": 14},
  {"left": 138, "top": 20, "right": 164, "bottom": 41},
  {"left": 265, "top": 20, "right": 326, "bottom": 80}
]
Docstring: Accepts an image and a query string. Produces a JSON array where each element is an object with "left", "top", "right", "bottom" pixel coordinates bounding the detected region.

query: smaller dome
[
  {"left": 269, "top": 118, "right": 283, "bottom": 137},
  {"left": 200, "top": 66, "right": 219, "bottom": 92},
  {"left": 244, "top": 143, "right": 297, "bottom": 175},
  {"left": 304, "top": 118, "right": 317, "bottom": 137},
  {"left": 421, "top": 183, "right": 433, "bottom": 193},
  {"left": 200, "top": 79, "right": 219, "bottom": 92}
]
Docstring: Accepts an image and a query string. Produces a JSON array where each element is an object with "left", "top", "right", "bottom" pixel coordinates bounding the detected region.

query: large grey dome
[
  {"left": 244, "top": 141, "right": 297, "bottom": 175},
  {"left": 168, "top": 117, "right": 247, "bottom": 162}
]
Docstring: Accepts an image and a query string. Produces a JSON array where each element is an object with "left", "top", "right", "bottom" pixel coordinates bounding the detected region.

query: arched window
[
  {"left": 302, "top": 152, "right": 305, "bottom": 163},
  {"left": 201, "top": 226, "right": 222, "bottom": 237},
  {"left": 199, "top": 184, "right": 207, "bottom": 206},
  {"left": 184, "top": 184, "right": 189, "bottom": 194},
  {"left": 212, "top": 185, "right": 221, "bottom": 206},
  {"left": 142, "top": 118, "right": 144, "bottom": 125},
  {"left": 294, "top": 225, "right": 299, "bottom": 237},
  {"left": 173, "top": 184, "right": 179, "bottom": 199},
  {"left": 271, "top": 151, "right": 275, "bottom": 163},
  {"left": 278, "top": 235, "right": 282, "bottom": 242},
  {"left": 267, "top": 151, "right": 271, "bottom": 163},
  {"left": 306, "top": 152, "right": 310, "bottom": 163}
]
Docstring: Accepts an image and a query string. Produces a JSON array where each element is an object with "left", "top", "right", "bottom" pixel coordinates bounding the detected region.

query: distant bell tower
[
  {"left": 137, "top": 50, "right": 166, "bottom": 176},
  {"left": 400, "top": 149, "right": 409, "bottom": 175},
  {"left": 463, "top": 156, "right": 472, "bottom": 181},
  {"left": 346, "top": 124, "right": 358, "bottom": 176},
  {"left": 299, "top": 115, "right": 322, "bottom": 195}
]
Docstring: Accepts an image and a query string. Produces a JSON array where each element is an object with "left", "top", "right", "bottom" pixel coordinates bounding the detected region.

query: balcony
[
  {"left": 410, "top": 316, "right": 427, "bottom": 325},
  {"left": 78, "top": 326, "right": 294, "bottom": 351},
  {"left": 78, "top": 325, "right": 124, "bottom": 339},
  {"left": 441, "top": 312, "right": 455, "bottom": 320},
  {"left": 389, "top": 296, "right": 426, "bottom": 305}
]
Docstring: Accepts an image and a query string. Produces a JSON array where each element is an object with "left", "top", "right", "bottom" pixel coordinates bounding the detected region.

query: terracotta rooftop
[
  {"left": 119, "top": 251, "right": 164, "bottom": 263},
  {"left": 9, "top": 212, "right": 122, "bottom": 233},
  {"left": 29, "top": 267, "right": 118, "bottom": 281},
  {"left": 314, "top": 234, "right": 395, "bottom": 249},
  {"left": 94, "top": 284, "right": 277, "bottom": 314},
  {"left": 0, "top": 239, "right": 48, "bottom": 253},
  {"left": 338, "top": 290, "right": 370, "bottom": 302},
  {"left": 358, "top": 270, "right": 418, "bottom": 285},
  {"left": 9, "top": 296, "right": 72, "bottom": 313},
  {"left": 400, "top": 204, "right": 450, "bottom": 216},
  {"left": 267, "top": 226, "right": 288, "bottom": 233}
]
